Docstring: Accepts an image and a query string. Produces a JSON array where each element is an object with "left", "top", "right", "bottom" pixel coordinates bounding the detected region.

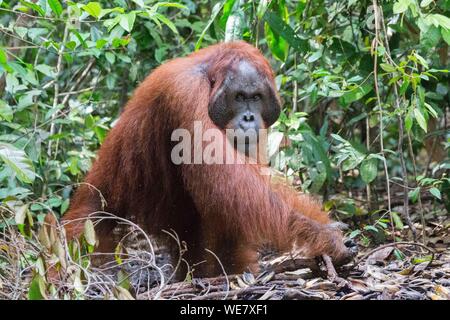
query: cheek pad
[
  {"left": 262, "top": 84, "right": 281, "bottom": 126},
  {"left": 208, "top": 88, "right": 229, "bottom": 128}
]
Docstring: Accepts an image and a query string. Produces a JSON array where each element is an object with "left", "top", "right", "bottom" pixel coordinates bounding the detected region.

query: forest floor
[
  {"left": 1, "top": 205, "right": 449, "bottom": 300},
  {"left": 132, "top": 203, "right": 450, "bottom": 300},
  {"left": 137, "top": 241, "right": 450, "bottom": 300}
]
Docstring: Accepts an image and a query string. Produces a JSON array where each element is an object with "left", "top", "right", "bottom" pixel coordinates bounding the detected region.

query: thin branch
[
  {"left": 371, "top": 0, "right": 395, "bottom": 239},
  {"left": 379, "top": 9, "right": 416, "bottom": 240},
  {"left": 46, "top": 22, "right": 69, "bottom": 156}
]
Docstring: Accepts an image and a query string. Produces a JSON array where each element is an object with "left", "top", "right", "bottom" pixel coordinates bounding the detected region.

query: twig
[
  {"left": 193, "top": 286, "right": 268, "bottom": 300},
  {"left": 322, "top": 255, "right": 348, "bottom": 288},
  {"left": 47, "top": 21, "right": 69, "bottom": 156},
  {"left": 356, "top": 241, "right": 435, "bottom": 266},
  {"left": 205, "top": 248, "right": 230, "bottom": 300},
  {"left": 379, "top": 9, "right": 416, "bottom": 241},
  {"left": 57, "top": 86, "right": 96, "bottom": 97},
  {"left": 371, "top": 0, "right": 395, "bottom": 239},
  {"left": 406, "top": 132, "right": 426, "bottom": 243},
  {"left": 322, "top": 254, "right": 338, "bottom": 281}
]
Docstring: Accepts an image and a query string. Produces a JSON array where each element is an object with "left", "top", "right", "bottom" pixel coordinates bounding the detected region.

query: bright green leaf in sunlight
[
  {"left": 0, "top": 143, "right": 35, "bottom": 184},
  {"left": 393, "top": 0, "right": 411, "bottom": 14},
  {"left": 155, "top": 2, "right": 187, "bottom": 10},
  {"left": 82, "top": 2, "right": 102, "bottom": 19},
  {"left": 47, "top": 0, "right": 63, "bottom": 17},
  {"left": 432, "top": 14, "right": 450, "bottom": 30},
  {"left": 420, "top": 0, "right": 433, "bottom": 7},
  {"left": 0, "top": 47, "right": 7, "bottom": 64},
  {"left": 21, "top": 1, "right": 45, "bottom": 16},
  {"left": 219, "top": 0, "right": 237, "bottom": 28},
  {"left": 120, "top": 12, "right": 136, "bottom": 33}
]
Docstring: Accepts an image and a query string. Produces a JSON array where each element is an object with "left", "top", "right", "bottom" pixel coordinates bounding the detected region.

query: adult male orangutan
[{"left": 59, "top": 41, "right": 354, "bottom": 276}]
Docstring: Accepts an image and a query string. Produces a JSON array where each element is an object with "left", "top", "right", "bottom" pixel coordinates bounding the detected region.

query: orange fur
[{"left": 61, "top": 41, "right": 350, "bottom": 276}]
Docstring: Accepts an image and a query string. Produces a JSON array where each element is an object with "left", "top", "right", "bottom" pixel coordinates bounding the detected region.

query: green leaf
[
  {"left": 408, "top": 187, "right": 420, "bottom": 203},
  {"left": 360, "top": 157, "right": 378, "bottom": 184},
  {"left": 14, "top": 203, "right": 29, "bottom": 225},
  {"left": 442, "top": 28, "right": 450, "bottom": 45},
  {"left": 154, "top": 13, "right": 178, "bottom": 34},
  {"left": 349, "top": 229, "right": 361, "bottom": 239},
  {"left": 35, "top": 64, "right": 56, "bottom": 78},
  {"left": 0, "top": 47, "right": 7, "bottom": 64},
  {"left": 424, "top": 103, "right": 438, "bottom": 118},
  {"left": 21, "top": 1, "right": 46, "bottom": 16},
  {"left": 432, "top": 14, "right": 450, "bottom": 29},
  {"left": 257, "top": 0, "right": 270, "bottom": 19},
  {"left": 119, "top": 12, "right": 136, "bottom": 33},
  {"left": 420, "top": 0, "right": 433, "bottom": 7},
  {"left": 131, "top": 0, "right": 145, "bottom": 7},
  {"left": 155, "top": 2, "right": 188, "bottom": 9},
  {"left": 219, "top": 0, "right": 237, "bottom": 28},
  {"left": 195, "top": 2, "right": 224, "bottom": 50},
  {"left": 307, "top": 50, "right": 322, "bottom": 63},
  {"left": 264, "top": 22, "right": 288, "bottom": 61},
  {"left": 405, "top": 112, "right": 413, "bottom": 132},
  {"left": 399, "top": 78, "right": 410, "bottom": 95},
  {"left": 61, "top": 199, "right": 70, "bottom": 214},
  {"left": 117, "top": 269, "right": 131, "bottom": 290},
  {"left": 393, "top": 0, "right": 411, "bottom": 14},
  {"left": 263, "top": 11, "right": 308, "bottom": 54},
  {"left": 380, "top": 63, "right": 396, "bottom": 73},
  {"left": 413, "top": 108, "right": 427, "bottom": 132},
  {"left": 47, "top": 0, "right": 63, "bottom": 17},
  {"left": 28, "top": 274, "right": 46, "bottom": 300},
  {"left": 339, "top": 83, "right": 373, "bottom": 105},
  {"left": 105, "top": 52, "right": 115, "bottom": 64},
  {"left": 84, "top": 219, "right": 97, "bottom": 246},
  {"left": 391, "top": 212, "right": 404, "bottom": 230},
  {"left": 0, "top": 100, "right": 13, "bottom": 122},
  {"left": 96, "top": 39, "right": 108, "bottom": 49},
  {"left": 303, "top": 132, "right": 332, "bottom": 183},
  {"left": 0, "top": 143, "right": 35, "bottom": 184},
  {"left": 429, "top": 187, "right": 441, "bottom": 200},
  {"left": 364, "top": 225, "right": 379, "bottom": 233},
  {"left": 82, "top": 2, "right": 102, "bottom": 19}
]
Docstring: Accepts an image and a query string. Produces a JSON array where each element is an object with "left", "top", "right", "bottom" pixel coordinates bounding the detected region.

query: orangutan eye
[{"left": 235, "top": 93, "right": 245, "bottom": 102}]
